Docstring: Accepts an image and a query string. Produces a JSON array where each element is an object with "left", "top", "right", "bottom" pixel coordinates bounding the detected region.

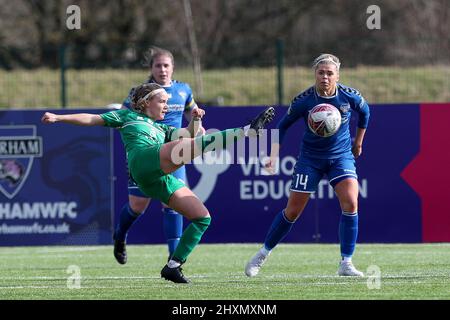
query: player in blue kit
[
  {"left": 114, "top": 47, "right": 204, "bottom": 264},
  {"left": 245, "top": 53, "right": 370, "bottom": 277}
]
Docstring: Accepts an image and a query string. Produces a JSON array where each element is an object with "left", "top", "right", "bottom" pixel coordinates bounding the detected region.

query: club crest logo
[
  {"left": 177, "top": 91, "right": 186, "bottom": 100},
  {"left": 339, "top": 103, "right": 351, "bottom": 124},
  {"left": 339, "top": 103, "right": 350, "bottom": 113},
  {"left": 0, "top": 125, "right": 42, "bottom": 199}
]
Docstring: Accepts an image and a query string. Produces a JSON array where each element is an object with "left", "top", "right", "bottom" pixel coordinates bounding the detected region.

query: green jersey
[
  {"left": 100, "top": 109, "right": 184, "bottom": 204},
  {"left": 100, "top": 108, "right": 176, "bottom": 159}
]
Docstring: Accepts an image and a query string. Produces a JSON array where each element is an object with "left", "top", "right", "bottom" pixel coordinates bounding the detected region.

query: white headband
[
  {"left": 313, "top": 57, "right": 341, "bottom": 70},
  {"left": 141, "top": 88, "right": 166, "bottom": 101}
]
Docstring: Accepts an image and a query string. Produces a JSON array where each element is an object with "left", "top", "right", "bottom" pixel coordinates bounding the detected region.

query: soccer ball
[{"left": 307, "top": 103, "right": 342, "bottom": 137}]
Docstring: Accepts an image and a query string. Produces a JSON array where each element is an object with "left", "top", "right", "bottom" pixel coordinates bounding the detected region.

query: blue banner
[
  {"left": 115, "top": 105, "right": 424, "bottom": 244},
  {"left": 0, "top": 109, "right": 113, "bottom": 246},
  {"left": 3, "top": 104, "right": 448, "bottom": 246}
]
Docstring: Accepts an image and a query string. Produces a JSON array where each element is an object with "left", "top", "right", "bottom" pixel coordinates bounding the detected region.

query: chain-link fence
[{"left": 0, "top": 41, "right": 449, "bottom": 109}]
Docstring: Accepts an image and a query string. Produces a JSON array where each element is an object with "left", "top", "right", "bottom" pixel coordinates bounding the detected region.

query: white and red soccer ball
[{"left": 307, "top": 103, "right": 342, "bottom": 137}]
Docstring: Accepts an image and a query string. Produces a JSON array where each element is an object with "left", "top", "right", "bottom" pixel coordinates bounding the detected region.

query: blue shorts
[
  {"left": 290, "top": 154, "right": 357, "bottom": 193},
  {"left": 128, "top": 165, "right": 187, "bottom": 198}
]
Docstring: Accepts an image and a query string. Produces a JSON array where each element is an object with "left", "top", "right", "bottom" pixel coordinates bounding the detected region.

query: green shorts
[{"left": 128, "top": 144, "right": 185, "bottom": 204}]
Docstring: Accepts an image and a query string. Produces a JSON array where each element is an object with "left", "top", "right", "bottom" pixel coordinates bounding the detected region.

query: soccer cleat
[
  {"left": 338, "top": 261, "right": 364, "bottom": 277},
  {"left": 113, "top": 235, "right": 127, "bottom": 265},
  {"left": 245, "top": 250, "right": 269, "bottom": 277},
  {"left": 161, "top": 265, "right": 191, "bottom": 284},
  {"left": 244, "top": 106, "right": 275, "bottom": 136}
]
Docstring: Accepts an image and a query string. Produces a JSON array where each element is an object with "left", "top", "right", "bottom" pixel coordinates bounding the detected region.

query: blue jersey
[
  {"left": 278, "top": 84, "right": 370, "bottom": 159},
  {"left": 122, "top": 78, "right": 198, "bottom": 129}
]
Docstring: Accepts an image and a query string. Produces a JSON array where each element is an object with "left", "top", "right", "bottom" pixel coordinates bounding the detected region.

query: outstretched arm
[{"left": 41, "top": 112, "right": 105, "bottom": 126}]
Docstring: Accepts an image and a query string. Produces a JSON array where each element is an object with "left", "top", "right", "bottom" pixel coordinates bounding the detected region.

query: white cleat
[
  {"left": 338, "top": 261, "right": 364, "bottom": 277},
  {"left": 245, "top": 250, "right": 269, "bottom": 277}
]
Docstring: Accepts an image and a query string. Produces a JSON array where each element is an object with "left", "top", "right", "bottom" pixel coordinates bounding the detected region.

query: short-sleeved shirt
[
  {"left": 278, "top": 84, "right": 370, "bottom": 159},
  {"left": 100, "top": 109, "right": 176, "bottom": 165},
  {"left": 100, "top": 108, "right": 176, "bottom": 162},
  {"left": 100, "top": 108, "right": 185, "bottom": 203}
]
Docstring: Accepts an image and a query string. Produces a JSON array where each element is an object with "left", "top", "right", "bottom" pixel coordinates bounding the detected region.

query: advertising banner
[
  {"left": 0, "top": 109, "right": 113, "bottom": 246},
  {"left": 116, "top": 104, "right": 449, "bottom": 244},
  {"left": 2, "top": 104, "right": 448, "bottom": 246}
]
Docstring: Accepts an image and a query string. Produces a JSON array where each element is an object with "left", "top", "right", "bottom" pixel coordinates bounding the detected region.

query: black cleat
[
  {"left": 247, "top": 106, "right": 275, "bottom": 134},
  {"left": 113, "top": 235, "right": 127, "bottom": 265},
  {"left": 161, "top": 265, "right": 190, "bottom": 284}
]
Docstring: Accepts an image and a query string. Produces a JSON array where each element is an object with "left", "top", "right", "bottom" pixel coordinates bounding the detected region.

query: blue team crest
[
  {"left": 0, "top": 125, "right": 42, "bottom": 199},
  {"left": 178, "top": 91, "right": 187, "bottom": 100},
  {"left": 339, "top": 103, "right": 350, "bottom": 113}
]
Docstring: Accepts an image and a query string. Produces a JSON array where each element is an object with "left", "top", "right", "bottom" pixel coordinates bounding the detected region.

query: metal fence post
[
  {"left": 276, "top": 39, "right": 284, "bottom": 106},
  {"left": 59, "top": 44, "right": 67, "bottom": 108}
]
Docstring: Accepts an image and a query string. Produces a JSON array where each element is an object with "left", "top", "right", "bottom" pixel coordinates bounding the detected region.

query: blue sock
[
  {"left": 163, "top": 208, "right": 183, "bottom": 256},
  {"left": 264, "top": 210, "right": 295, "bottom": 251},
  {"left": 114, "top": 203, "right": 141, "bottom": 242},
  {"left": 339, "top": 212, "right": 359, "bottom": 258}
]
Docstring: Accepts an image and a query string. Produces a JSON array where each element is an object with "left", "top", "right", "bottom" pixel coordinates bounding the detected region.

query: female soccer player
[
  {"left": 42, "top": 83, "right": 274, "bottom": 283},
  {"left": 245, "top": 53, "right": 370, "bottom": 277},
  {"left": 116, "top": 47, "right": 204, "bottom": 264}
]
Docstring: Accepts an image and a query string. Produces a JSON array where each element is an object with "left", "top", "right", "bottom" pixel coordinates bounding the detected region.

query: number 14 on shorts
[{"left": 293, "top": 174, "right": 309, "bottom": 190}]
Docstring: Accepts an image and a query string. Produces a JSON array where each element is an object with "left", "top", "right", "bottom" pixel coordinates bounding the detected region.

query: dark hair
[
  {"left": 131, "top": 83, "right": 164, "bottom": 113},
  {"left": 142, "top": 46, "right": 174, "bottom": 68}
]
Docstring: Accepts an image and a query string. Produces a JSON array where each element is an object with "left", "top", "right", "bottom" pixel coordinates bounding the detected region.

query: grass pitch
[{"left": 0, "top": 243, "right": 449, "bottom": 300}]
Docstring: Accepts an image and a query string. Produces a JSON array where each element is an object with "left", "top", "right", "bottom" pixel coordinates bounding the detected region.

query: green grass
[
  {"left": 0, "top": 243, "right": 449, "bottom": 300},
  {"left": 0, "top": 66, "right": 449, "bottom": 108}
]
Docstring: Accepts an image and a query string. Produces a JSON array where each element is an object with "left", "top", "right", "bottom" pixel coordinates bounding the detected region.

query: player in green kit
[{"left": 41, "top": 83, "right": 274, "bottom": 283}]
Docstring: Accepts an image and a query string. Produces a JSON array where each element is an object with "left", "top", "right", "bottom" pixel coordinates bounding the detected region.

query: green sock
[
  {"left": 172, "top": 216, "right": 211, "bottom": 263},
  {"left": 194, "top": 128, "right": 244, "bottom": 153}
]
